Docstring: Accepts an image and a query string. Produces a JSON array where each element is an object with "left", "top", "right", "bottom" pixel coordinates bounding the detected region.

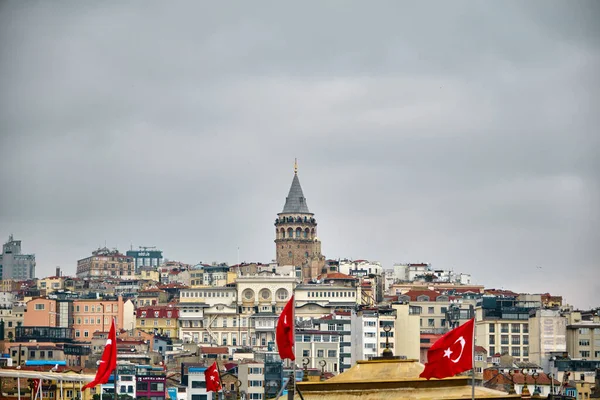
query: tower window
[
  {"left": 288, "top": 252, "right": 292, "bottom": 258},
  {"left": 305, "top": 252, "right": 309, "bottom": 258}
]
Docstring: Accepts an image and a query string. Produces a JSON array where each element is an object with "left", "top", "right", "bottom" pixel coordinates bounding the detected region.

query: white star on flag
[{"left": 443, "top": 348, "right": 453, "bottom": 358}]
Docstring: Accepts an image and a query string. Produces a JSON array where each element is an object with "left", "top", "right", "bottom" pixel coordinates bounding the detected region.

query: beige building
[
  {"left": 274, "top": 164, "right": 326, "bottom": 280},
  {"left": 76, "top": 247, "right": 135, "bottom": 280},
  {"left": 0, "top": 304, "right": 25, "bottom": 341},
  {"left": 396, "top": 289, "right": 476, "bottom": 333},
  {"left": 528, "top": 309, "right": 567, "bottom": 370},
  {"left": 565, "top": 311, "right": 600, "bottom": 360},
  {"left": 392, "top": 303, "right": 420, "bottom": 360},
  {"left": 296, "top": 329, "right": 342, "bottom": 373},
  {"left": 475, "top": 312, "right": 530, "bottom": 362},
  {"left": 238, "top": 361, "right": 265, "bottom": 399}
]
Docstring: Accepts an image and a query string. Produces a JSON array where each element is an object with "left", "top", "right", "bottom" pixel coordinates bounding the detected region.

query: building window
[
  {"left": 511, "top": 335, "right": 520, "bottom": 345},
  {"left": 523, "top": 335, "right": 529, "bottom": 345},
  {"left": 150, "top": 383, "right": 164, "bottom": 391},
  {"left": 501, "top": 347, "right": 509, "bottom": 355},
  {"left": 501, "top": 335, "right": 509, "bottom": 345},
  {"left": 501, "top": 324, "right": 509, "bottom": 333},
  {"left": 489, "top": 346, "right": 495, "bottom": 356},
  {"left": 428, "top": 319, "right": 435, "bottom": 327},
  {"left": 489, "top": 335, "right": 495, "bottom": 345},
  {"left": 428, "top": 307, "right": 434, "bottom": 314},
  {"left": 317, "top": 350, "right": 324, "bottom": 358},
  {"left": 511, "top": 324, "right": 520, "bottom": 333},
  {"left": 580, "top": 351, "right": 591, "bottom": 358},
  {"left": 35, "top": 304, "right": 45, "bottom": 310},
  {"left": 579, "top": 339, "right": 590, "bottom": 346},
  {"left": 328, "top": 350, "right": 337, "bottom": 358}
]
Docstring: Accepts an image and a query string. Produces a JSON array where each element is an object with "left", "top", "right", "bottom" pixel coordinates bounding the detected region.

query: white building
[
  {"left": 350, "top": 308, "right": 396, "bottom": 364},
  {"left": 187, "top": 366, "right": 215, "bottom": 400}
]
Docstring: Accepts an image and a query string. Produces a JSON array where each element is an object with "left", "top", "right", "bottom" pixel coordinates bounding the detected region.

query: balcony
[{"left": 16, "top": 326, "right": 74, "bottom": 343}]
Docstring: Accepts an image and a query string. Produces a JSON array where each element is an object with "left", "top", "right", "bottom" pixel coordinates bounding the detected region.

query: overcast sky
[{"left": 1, "top": 1, "right": 598, "bottom": 308}]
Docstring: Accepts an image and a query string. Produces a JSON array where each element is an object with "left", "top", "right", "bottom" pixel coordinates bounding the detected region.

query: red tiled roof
[
  {"left": 200, "top": 346, "right": 228, "bottom": 355},
  {"left": 317, "top": 272, "right": 356, "bottom": 280},
  {"left": 402, "top": 289, "right": 442, "bottom": 301},
  {"left": 487, "top": 371, "right": 559, "bottom": 386},
  {"left": 136, "top": 306, "right": 179, "bottom": 318},
  {"left": 475, "top": 345, "right": 487, "bottom": 353}
]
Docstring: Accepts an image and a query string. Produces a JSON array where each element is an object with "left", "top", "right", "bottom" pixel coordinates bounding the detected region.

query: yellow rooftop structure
[{"left": 295, "top": 358, "right": 520, "bottom": 400}]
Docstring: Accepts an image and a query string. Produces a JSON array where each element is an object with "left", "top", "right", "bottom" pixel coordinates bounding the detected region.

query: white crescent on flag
[{"left": 450, "top": 336, "right": 466, "bottom": 363}]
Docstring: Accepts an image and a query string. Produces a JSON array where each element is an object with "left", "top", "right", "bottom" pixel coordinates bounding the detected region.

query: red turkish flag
[
  {"left": 420, "top": 318, "right": 474, "bottom": 380},
  {"left": 204, "top": 361, "right": 222, "bottom": 393},
  {"left": 276, "top": 295, "right": 295, "bottom": 361},
  {"left": 83, "top": 319, "right": 117, "bottom": 390}
]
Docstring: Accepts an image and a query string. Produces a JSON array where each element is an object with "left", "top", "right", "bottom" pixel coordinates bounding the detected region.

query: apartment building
[
  {"left": 295, "top": 274, "right": 360, "bottom": 319},
  {"left": 24, "top": 295, "right": 134, "bottom": 341},
  {"left": 350, "top": 307, "right": 396, "bottom": 363},
  {"left": 313, "top": 311, "right": 352, "bottom": 372},
  {"left": 475, "top": 296, "right": 540, "bottom": 362},
  {"left": 295, "top": 330, "right": 341, "bottom": 374},
  {"left": 529, "top": 309, "right": 567, "bottom": 370},
  {"left": 565, "top": 310, "right": 600, "bottom": 360},
  {"left": 178, "top": 286, "right": 238, "bottom": 346},
  {"left": 136, "top": 305, "right": 179, "bottom": 338},
  {"left": 238, "top": 361, "right": 265, "bottom": 400},
  {"left": 76, "top": 247, "right": 135, "bottom": 280},
  {"left": 396, "top": 289, "right": 476, "bottom": 333}
]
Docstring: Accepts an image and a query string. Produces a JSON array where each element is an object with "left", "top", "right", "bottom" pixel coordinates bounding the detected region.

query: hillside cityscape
[{"left": 0, "top": 168, "right": 598, "bottom": 399}]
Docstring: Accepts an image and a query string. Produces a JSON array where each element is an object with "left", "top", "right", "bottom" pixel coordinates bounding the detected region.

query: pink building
[
  {"left": 72, "top": 297, "right": 125, "bottom": 341},
  {"left": 24, "top": 296, "right": 130, "bottom": 342},
  {"left": 24, "top": 298, "right": 58, "bottom": 327}
]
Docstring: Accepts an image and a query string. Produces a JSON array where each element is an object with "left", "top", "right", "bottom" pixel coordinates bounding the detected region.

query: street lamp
[
  {"left": 531, "top": 371, "right": 540, "bottom": 398},
  {"left": 504, "top": 369, "right": 516, "bottom": 395},
  {"left": 521, "top": 368, "right": 531, "bottom": 397}
]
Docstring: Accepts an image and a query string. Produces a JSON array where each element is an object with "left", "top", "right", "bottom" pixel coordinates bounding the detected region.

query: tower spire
[{"left": 294, "top": 158, "right": 298, "bottom": 175}]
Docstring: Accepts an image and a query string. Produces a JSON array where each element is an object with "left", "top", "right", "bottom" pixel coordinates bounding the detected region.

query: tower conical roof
[{"left": 282, "top": 173, "right": 310, "bottom": 214}]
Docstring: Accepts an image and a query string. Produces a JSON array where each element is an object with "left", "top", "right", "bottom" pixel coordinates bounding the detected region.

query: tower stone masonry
[{"left": 274, "top": 162, "right": 325, "bottom": 281}]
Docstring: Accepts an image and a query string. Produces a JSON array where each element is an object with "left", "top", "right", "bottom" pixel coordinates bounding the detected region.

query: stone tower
[{"left": 275, "top": 161, "right": 325, "bottom": 280}]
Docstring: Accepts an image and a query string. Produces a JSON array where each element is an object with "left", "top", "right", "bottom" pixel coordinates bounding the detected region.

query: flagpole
[
  {"left": 293, "top": 287, "right": 297, "bottom": 400},
  {"left": 113, "top": 317, "right": 118, "bottom": 400},
  {"left": 471, "top": 318, "right": 475, "bottom": 400}
]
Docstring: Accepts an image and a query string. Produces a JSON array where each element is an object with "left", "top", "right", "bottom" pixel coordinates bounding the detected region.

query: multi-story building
[
  {"left": 135, "top": 365, "right": 167, "bottom": 400},
  {"left": 528, "top": 309, "right": 567, "bottom": 370},
  {"left": 0, "top": 235, "right": 36, "bottom": 280},
  {"left": 350, "top": 307, "right": 396, "bottom": 363},
  {"left": 396, "top": 289, "right": 476, "bottom": 333},
  {"left": 565, "top": 310, "right": 600, "bottom": 360},
  {"left": 475, "top": 296, "right": 540, "bottom": 362},
  {"left": 178, "top": 286, "right": 238, "bottom": 346},
  {"left": 187, "top": 366, "right": 215, "bottom": 400},
  {"left": 295, "top": 275, "right": 360, "bottom": 320},
  {"left": 126, "top": 247, "right": 163, "bottom": 273},
  {"left": 338, "top": 260, "right": 384, "bottom": 303},
  {"left": 23, "top": 295, "right": 134, "bottom": 341},
  {"left": 274, "top": 162, "right": 325, "bottom": 280},
  {"left": 76, "top": 247, "right": 135, "bottom": 280},
  {"left": 237, "top": 271, "right": 296, "bottom": 350},
  {"left": 0, "top": 303, "right": 25, "bottom": 341},
  {"left": 136, "top": 305, "right": 179, "bottom": 338},
  {"left": 313, "top": 311, "right": 352, "bottom": 372},
  {"left": 295, "top": 329, "right": 341, "bottom": 374},
  {"left": 238, "top": 361, "right": 265, "bottom": 400}
]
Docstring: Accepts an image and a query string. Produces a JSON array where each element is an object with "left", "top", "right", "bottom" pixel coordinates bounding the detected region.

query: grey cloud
[{"left": 0, "top": 0, "right": 598, "bottom": 308}]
